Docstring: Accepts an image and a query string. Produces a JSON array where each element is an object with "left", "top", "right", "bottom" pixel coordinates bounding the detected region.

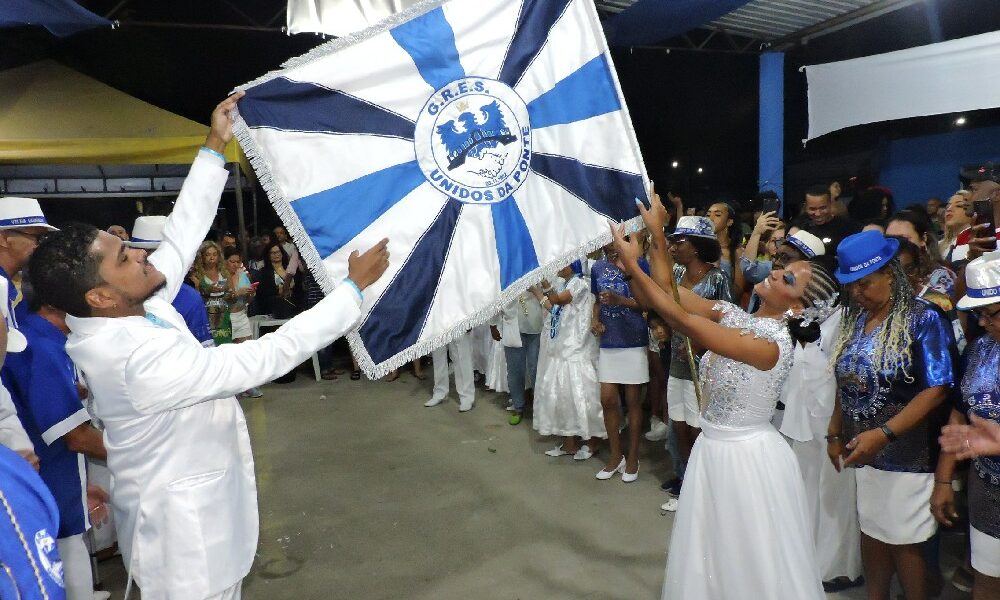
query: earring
[{"left": 113, "top": 302, "right": 118, "bottom": 308}]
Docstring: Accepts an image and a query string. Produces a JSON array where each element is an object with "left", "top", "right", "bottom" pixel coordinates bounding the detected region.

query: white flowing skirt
[
  {"left": 533, "top": 357, "right": 606, "bottom": 439},
  {"left": 790, "top": 434, "right": 863, "bottom": 581},
  {"left": 485, "top": 340, "right": 508, "bottom": 393},
  {"left": 663, "top": 420, "right": 825, "bottom": 600}
]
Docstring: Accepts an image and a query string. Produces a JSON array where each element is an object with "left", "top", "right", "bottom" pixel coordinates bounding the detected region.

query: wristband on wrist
[
  {"left": 934, "top": 479, "right": 952, "bottom": 486},
  {"left": 343, "top": 278, "right": 363, "bottom": 302},
  {"left": 880, "top": 424, "right": 898, "bottom": 442},
  {"left": 200, "top": 146, "right": 226, "bottom": 162},
  {"left": 824, "top": 433, "right": 842, "bottom": 443}
]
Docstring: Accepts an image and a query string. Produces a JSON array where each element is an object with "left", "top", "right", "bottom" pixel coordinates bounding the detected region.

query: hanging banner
[
  {"left": 234, "top": 0, "right": 649, "bottom": 378},
  {"left": 805, "top": 30, "right": 1000, "bottom": 141}
]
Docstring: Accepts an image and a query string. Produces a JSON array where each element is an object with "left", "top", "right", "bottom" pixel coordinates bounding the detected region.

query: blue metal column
[{"left": 759, "top": 52, "right": 784, "bottom": 211}]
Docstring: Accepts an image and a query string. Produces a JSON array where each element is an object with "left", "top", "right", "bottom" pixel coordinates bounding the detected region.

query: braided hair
[
  {"left": 831, "top": 259, "right": 916, "bottom": 381},
  {"left": 787, "top": 259, "right": 840, "bottom": 344}
]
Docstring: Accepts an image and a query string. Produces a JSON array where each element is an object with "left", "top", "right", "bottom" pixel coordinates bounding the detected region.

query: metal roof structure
[{"left": 596, "top": 0, "right": 923, "bottom": 51}]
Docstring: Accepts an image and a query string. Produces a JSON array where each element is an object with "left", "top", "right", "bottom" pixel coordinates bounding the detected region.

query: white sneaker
[
  {"left": 458, "top": 400, "right": 475, "bottom": 412},
  {"left": 661, "top": 498, "right": 679, "bottom": 513},
  {"left": 424, "top": 397, "right": 446, "bottom": 407},
  {"left": 645, "top": 418, "right": 669, "bottom": 441},
  {"left": 504, "top": 401, "right": 516, "bottom": 412},
  {"left": 573, "top": 445, "right": 594, "bottom": 461}
]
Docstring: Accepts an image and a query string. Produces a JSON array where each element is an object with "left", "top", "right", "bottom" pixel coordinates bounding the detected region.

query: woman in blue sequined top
[
  {"left": 614, "top": 193, "right": 837, "bottom": 600},
  {"left": 932, "top": 251, "right": 1000, "bottom": 597},
  {"left": 829, "top": 230, "right": 957, "bottom": 600}
]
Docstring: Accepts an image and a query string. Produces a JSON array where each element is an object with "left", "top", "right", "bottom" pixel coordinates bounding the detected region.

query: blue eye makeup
[{"left": 782, "top": 272, "right": 796, "bottom": 287}]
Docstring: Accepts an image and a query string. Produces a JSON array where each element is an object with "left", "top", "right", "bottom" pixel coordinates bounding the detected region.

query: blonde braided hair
[{"left": 832, "top": 259, "right": 916, "bottom": 382}]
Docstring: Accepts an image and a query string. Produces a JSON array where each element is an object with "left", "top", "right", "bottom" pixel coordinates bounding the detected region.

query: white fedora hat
[
  {"left": 958, "top": 250, "right": 1000, "bottom": 310},
  {"left": 128, "top": 216, "right": 167, "bottom": 250},
  {"left": 0, "top": 197, "right": 57, "bottom": 232}
]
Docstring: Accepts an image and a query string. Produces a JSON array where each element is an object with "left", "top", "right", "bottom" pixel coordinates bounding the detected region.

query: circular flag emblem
[{"left": 414, "top": 77, "right": 531, "bottom": 204}]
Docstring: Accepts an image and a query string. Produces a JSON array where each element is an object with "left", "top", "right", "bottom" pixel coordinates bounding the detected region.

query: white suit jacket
[{"left": 65, "top": 152, "right": 363, "bottom": 599}]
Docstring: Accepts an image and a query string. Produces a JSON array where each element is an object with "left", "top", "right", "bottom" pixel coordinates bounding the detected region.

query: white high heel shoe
[
  {"left": 621, "top": 462, "right": 639, "bottom": 483},
  {"left": 596, "top": 457, "right": 626, "bottom": 480}
]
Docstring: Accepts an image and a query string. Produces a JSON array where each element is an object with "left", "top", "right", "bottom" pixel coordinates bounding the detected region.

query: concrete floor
[{"left": 97, "top": 366, "right": 971, "bottom": 599}]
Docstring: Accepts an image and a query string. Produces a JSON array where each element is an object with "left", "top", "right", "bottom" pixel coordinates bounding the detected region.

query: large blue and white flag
[{"left": 233, "top": 0, "right": 649, "bottom": 378}]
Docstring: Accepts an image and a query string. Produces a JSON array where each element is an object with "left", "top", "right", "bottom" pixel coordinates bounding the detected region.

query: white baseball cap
[
  {"left": 782, "top": 230, "right": 826, "bottom": 259},
  {"left": 0, "top": 197, "right": 57, "bottom": 232}
]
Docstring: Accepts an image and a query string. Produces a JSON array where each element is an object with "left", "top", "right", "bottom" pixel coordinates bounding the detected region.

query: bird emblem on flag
[{"left": 232, "top": 0, "right": 649, "bottom": 378}]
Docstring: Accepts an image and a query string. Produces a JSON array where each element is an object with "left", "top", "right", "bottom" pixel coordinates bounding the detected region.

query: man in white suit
[{"left": 26, "top": 93, "right": 390, "bottom": 600}]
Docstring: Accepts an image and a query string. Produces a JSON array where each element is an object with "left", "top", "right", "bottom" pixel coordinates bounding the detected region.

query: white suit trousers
[
  {"left": 431, "top": 334, "right": 474, "bottom": 405},
  {"left": 57, "top": 533, "right": 94, "bottom": 600}
]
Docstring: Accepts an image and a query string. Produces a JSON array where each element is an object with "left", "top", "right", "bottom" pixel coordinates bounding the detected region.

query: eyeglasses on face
[{"left": 973, "top": 305, "right": 1000, "bottom": 324}]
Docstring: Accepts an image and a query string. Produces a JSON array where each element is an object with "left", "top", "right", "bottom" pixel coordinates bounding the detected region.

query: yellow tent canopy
[{"left": 0, "top": 60, "right": 244, "bottom": 166}]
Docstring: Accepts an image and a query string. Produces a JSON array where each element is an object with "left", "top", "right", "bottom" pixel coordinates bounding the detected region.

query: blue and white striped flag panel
[{"left": 233, "top": 0, "right": 649, "bottom": 378}]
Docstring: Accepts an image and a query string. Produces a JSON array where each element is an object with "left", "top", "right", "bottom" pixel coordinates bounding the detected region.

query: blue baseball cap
[{"left": 835, "top": 230, "right": 899, "bottom": 284}]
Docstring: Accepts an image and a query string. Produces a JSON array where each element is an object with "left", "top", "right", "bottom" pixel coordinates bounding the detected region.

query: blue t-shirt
[
  {"left": 835, "top": 298, "right": 957, "bottom": 472},
  {"left": 590, "top": 258, "right": 649, "bottom": 349},
  {"left": 2, "top": 314, "right": 89, "bottom": 539},
  {"left": 172, "top": 282, "right": 214, "bottom": 347},
  {"left": 0, "top": 445, "right": 66, "bottom": 599}
]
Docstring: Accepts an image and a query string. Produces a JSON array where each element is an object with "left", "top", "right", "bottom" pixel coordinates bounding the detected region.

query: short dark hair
[
  {"left": 689, "top": 236, "right": 722, "bottom": 263},
  {"left": 805, "top": 184, "right": 832, "bottom": 200},
  {"left": 223, "top": 246, "right": 242, "bottom": 260},
  {"left": 28, "top": 223, "right": 103, "bottom": 318}
]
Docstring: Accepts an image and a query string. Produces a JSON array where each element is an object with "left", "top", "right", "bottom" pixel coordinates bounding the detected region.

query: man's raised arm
[{"left": 150, "top": 92, "right": 245, "bottom": 301}]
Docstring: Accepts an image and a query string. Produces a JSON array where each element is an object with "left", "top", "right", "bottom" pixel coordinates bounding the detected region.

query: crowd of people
[{"left": 0, "top": 91, "right": 999, "bottom": 600}]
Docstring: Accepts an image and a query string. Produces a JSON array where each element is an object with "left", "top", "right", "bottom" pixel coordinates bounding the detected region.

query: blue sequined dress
[
  {"left": 662, "top": 302, "right": 824, "bottom": 600},
  {"left": 956, "top": 335, "right": 1000, "bottom": 542}
]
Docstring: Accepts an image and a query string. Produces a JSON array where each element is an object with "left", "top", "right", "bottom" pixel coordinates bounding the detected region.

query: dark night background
[{"left": 2, "top": 0, "right": 1000, "bottom": 227}]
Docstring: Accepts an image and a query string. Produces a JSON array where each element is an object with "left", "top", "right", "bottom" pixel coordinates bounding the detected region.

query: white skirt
[
  {"left": 533, "top": 357, "right": 606, "bottom": 439},
  {"left": 666, "top": 376, "right": 700, "bottom": 426},
  {"left": 597, "top": 347, "right": 648, "bottom": 384},
  {"left": 971, "top": 526, "right": 1000, "bottom": 577},
  {"left": 790, "top": 435, "right": 863, "bottom": 581},
  {"left": 231, "top": 310, "right": 252, "bottom": 339},
  {"left": 485, "top": 340, "right": 508, "bottom": 393},
  {"left": 663, "top": 420, "right": 825, "bottom": 600},
  {"left": 855, "top": 467, "right": 936, "bottom": 545}
]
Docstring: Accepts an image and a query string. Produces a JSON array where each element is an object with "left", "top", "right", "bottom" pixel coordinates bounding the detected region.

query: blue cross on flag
[{"left": 233, "top": 0, "right": 649, "bottom": 378}]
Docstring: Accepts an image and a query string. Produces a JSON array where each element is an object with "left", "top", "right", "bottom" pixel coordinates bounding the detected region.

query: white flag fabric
[
  {"left": 235, "top": 0, "right": 649, "bottom": 378},
  {"left": 286, "top": 0, "right": 419, "bottom": 37},
  {"left": 804, "top": 30, "right": 1000, "bottom": 141}
]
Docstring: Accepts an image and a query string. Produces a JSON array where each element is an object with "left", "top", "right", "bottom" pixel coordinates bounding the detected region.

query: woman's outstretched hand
[
  {"left": 940, "top": 414, "right": 1000, "bottom": 459},
  {"left": 636, "top": 183, "right": 668, "bottom": 234},
  {"left": 609, "top": 221, "right": 642, "bottom": 273}
]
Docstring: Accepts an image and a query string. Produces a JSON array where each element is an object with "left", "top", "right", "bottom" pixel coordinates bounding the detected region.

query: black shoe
[
  {"left": 660, "top": 477, "right": 682, "bottom": 496},
  {"left": 822, "top": 576, "right": 863, "bottom": 593}
]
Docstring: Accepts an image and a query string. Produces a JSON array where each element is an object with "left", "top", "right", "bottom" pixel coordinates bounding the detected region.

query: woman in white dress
[
  {"left": 533, "top": 261, "right": 605, "bottom": 459},
  {"left": 611, "top": 194, "right": 833, "bottom": 600}
]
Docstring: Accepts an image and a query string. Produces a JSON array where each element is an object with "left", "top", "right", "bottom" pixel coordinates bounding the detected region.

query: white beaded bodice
[{"left": 699, "top": 302, "right": 795, "bottom": 428}]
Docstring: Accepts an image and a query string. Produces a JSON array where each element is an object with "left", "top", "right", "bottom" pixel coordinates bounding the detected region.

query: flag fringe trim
[{"left": 346, "top": 214, "right": 644, "bottom": 380}]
